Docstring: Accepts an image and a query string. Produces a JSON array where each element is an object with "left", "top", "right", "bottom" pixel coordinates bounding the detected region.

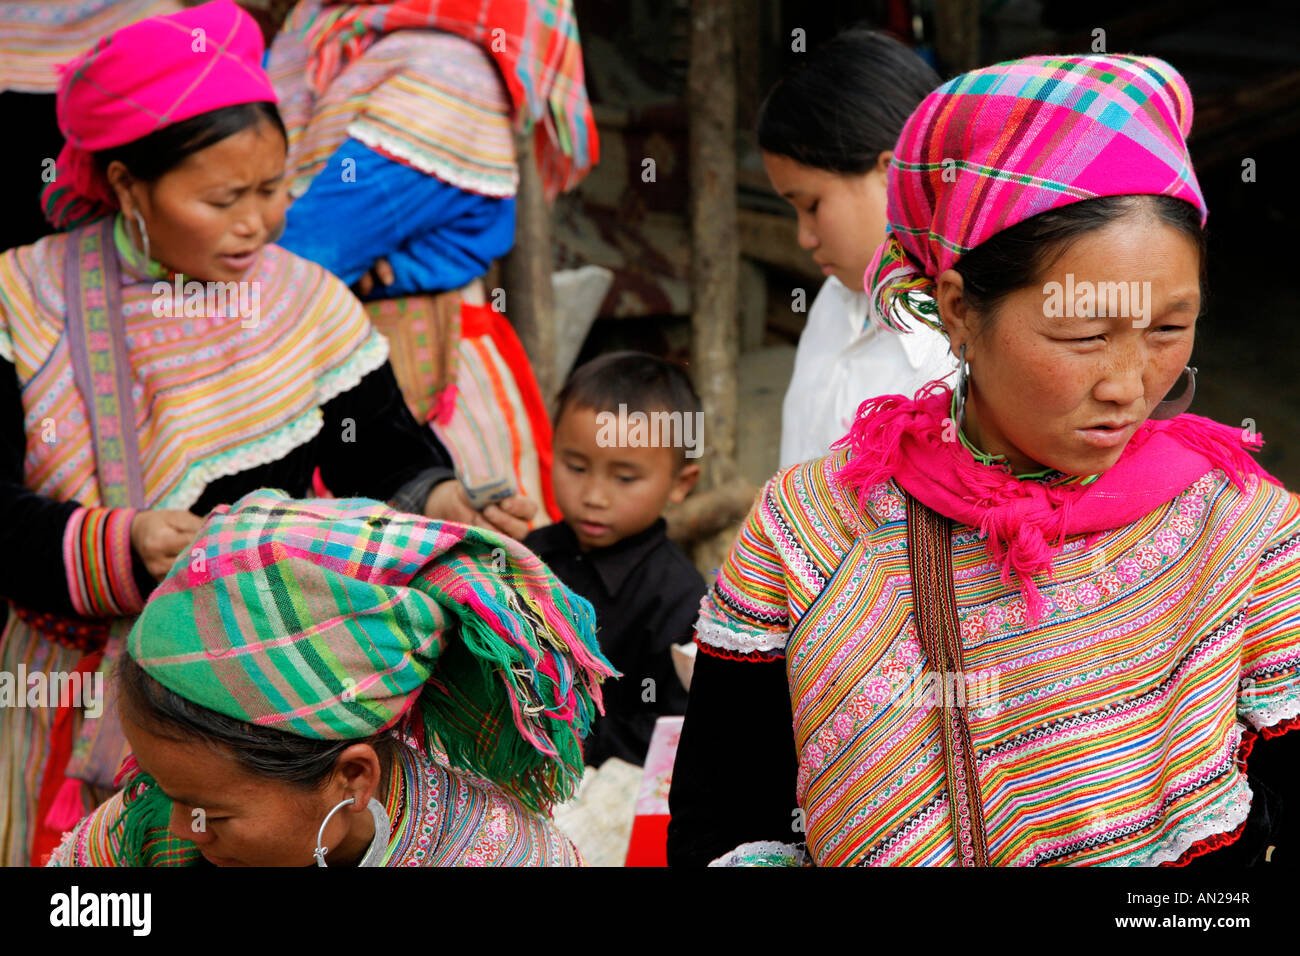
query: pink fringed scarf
[{"left": 834, "top": 382, "right": 1279, "bottom": 622}]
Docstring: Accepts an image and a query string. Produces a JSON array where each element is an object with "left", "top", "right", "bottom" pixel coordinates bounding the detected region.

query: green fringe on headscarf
[
  {"left": 418, "top": 582, "right": 608, "bottom": 814},
  {"left": 109, "top": 762, "right": 200, "bottom": 867}
]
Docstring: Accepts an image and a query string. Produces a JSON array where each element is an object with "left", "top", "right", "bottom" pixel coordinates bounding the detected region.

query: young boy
[{"left": 524, "top": 351, "right": 705, "bottom": 767}]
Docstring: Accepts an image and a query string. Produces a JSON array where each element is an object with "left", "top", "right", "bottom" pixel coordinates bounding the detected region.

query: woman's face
[
  {"left": 936, "top": 209, "right": 1201, "bottom": 477},
  {"left": 121, "top": 710, "right": 382, "bottom": 867},
  {"left": 761, "top": 150, "right": 890, "bottom": 292},
  {"left": 109, "top": 118, "right": 289, "bottom": 283}
]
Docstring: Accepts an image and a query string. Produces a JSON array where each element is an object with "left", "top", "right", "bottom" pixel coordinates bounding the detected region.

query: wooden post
[
  {"left": 688, "top": 0, "right": 739, "bottom": 493},
  {"left": 501, "top": 133, "right": 560, "bottom": 405},
  {"left": 934, "top": 0, "right": 980, "bottom": 76}
]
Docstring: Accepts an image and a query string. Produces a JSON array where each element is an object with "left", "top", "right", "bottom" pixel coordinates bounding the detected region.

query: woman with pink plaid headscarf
[{"left": 669, "top": 53, "right": 1300, "bottom": 868}]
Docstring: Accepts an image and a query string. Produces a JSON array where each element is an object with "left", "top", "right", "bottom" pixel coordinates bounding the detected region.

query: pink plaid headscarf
[
  {"left": 832, "top": 55, "right": 1279, "bottom": 624},
  {"left": 41, "top": 0, "right": 278, "bottom": 231},
  {"left": 866, "top": 54, "right": 1209, "bottom": 335}
]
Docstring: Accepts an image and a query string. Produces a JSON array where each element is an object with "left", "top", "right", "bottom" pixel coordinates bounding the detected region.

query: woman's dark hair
[
  {"left": 756, "top": 27, "right": 941, "bottom": 174},
  {"left": 954, "top": 194, "right": 1207, "bottom": 328},
  {"left": 118, "top": 651, "right": 395, "bottom": 792},
  {"left": 94, "top": 101, "right": 286, "bottom": 182}
]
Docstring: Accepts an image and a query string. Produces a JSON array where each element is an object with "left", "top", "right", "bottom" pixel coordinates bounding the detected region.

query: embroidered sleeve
[
  {"left": 1238, "top": 489, "right": 1300, "bottom": 732},
  {"left": 695, "top": 478, "right": 791, "bottom": 660},
  {"left": 708, "top": 840, "right": 810, "bottom": 867},
  {"left": 62, "top": 506, "right": 146, "bottom": 617}
]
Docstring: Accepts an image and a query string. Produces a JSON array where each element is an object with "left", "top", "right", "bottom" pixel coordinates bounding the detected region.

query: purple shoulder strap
[{"left": 63, "top": 217, "right": 146, "bottom": 509}]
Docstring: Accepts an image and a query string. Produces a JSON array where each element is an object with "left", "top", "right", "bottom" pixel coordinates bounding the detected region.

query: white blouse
[{"left": 779, "top": 276, "right": 959, "bottom": 468}]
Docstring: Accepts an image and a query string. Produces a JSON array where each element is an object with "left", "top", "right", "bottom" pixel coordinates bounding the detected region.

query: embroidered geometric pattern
[
  {"left": 0, "top": 223, "right": 388, "bottom": 513},
  {"left": 701, "top": 449, "right": 1300, "bottom": 866}
]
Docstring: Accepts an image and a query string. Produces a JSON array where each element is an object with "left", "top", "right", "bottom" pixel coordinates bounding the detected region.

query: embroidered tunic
[
  {"left": 668, "top": 449, "right": 1300, "bottom": 866},
  {"left": 0, "top": 220, "right": 455, "bottom": 866}
]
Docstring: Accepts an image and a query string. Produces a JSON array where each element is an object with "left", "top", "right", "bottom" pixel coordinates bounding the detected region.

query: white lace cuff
[{"left": 695, "top": 616, "right": 790, "bottom": 655}]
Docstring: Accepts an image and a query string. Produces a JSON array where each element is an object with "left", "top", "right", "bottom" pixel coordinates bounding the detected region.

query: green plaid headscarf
[{"left": 127, "top": 489, "right": 615, "bottom": 812}]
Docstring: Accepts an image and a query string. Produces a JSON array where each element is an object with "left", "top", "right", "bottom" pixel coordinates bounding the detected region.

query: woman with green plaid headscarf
[{"left": 48, "top": 489, "right": 615, "bottom": 867}]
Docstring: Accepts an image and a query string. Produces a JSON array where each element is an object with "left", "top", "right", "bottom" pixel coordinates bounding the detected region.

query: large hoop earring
[
  {"left": 953, "top": 343, "right": 970, "bottom": 425},
  {"left": 1149, "top": 365, "right": 1197, "bottom": 420},
  {"left": 313, "top": 796, "right": 391, "bottom": 867},
  {"left": 131, "top": 208, "right": 151, "bottom": 265}
]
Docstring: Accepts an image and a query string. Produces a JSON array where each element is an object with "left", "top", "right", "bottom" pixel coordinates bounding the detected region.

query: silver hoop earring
[
  {"left": 131, "top": 208, "right": 151, "bottom": 265},
  {"left": 1149, "top": 365, "right": 1197, "bottom": 420},
  {"left": 313, "top": 796, "right": 391, "bottom": 867},
  {"left": 953, "top": 343, "right": 970, "bottom": 425}
]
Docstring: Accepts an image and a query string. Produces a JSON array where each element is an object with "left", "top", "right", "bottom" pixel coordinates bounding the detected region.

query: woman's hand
[
  {"left": 130, "top": 509, "right": 205, "bottom": 581},
  {"left": 353, "top": 258, "right": 395, "bottom": 297},
  {"left": 423, "top": 480, "right": 537, "bottom": 540}
]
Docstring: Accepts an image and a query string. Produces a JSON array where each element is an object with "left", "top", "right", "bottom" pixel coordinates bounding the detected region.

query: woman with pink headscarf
[
  {"left": 668, "top": 53, "right": 1300, "bottom": 867},
  {"left": 0, "top": 0, "right": 532, "bottom": 866}
]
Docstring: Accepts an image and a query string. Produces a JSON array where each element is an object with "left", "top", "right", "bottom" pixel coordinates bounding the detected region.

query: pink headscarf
[
  {"left": 865, "top": 54, "right": 1208, "bottom": 335},
  {"left": 41, "top": 0, "right": 278, "bottom": 231},
  {"left": 835, "top": 55, "right": 1273, "bottom": 622}
]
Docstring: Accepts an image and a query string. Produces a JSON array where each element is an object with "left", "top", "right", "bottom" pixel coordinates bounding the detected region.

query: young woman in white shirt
[{"left": 759, "top": 29, "right": 960, "bottom": 467}]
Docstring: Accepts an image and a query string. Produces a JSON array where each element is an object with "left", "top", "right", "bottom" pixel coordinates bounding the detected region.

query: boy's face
[{"left": 552, "top": 404, "right": 700, "bottom": 551}]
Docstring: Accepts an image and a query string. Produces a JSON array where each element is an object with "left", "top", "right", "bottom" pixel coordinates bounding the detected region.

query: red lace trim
[
  {"left": 1160, "top": 711, "right": 1300, "bottom": 866},
  {"left": 1160, "top": 816, "right": 1249, "bottom": 867},
  {"left": 694, "top": 638, "right": 785, "bottom": 663}
]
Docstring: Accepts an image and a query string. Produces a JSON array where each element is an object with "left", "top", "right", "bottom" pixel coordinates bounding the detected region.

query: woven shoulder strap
[
  {"left": 905, "top": 493, "right": 991, "bottom": 866},
  {"left": 63, "top": 217, "right": 146, "bottom": 508}
]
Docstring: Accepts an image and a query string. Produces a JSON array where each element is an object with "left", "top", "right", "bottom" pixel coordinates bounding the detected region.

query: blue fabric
[{"left": 279, "top": 137, "right": 516, "bottom": 299}]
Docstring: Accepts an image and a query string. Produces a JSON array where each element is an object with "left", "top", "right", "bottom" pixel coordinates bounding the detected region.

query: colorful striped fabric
[
  {"left": 0, "top": 217, "right": 388, "bottom": 513},
  {"left": 48, "top": 733, "right": 584, "bottom": 866},
  {"left": 696, "top": 451, "right": 1300, "bottom": 865},
  {"left": 865, "top": 54, "right": 1207, "bottom": 334},
  {"left": 62, "top": 507, "right": 143, "bottom": 618},
  {"left": 287, "top": 0, "right": 598, "bottom": 200},
  {"left": 0, "top": 0, "right": 182, "bottom": 94},
  {"left": 368, "top": 295, "right": 561, "bottom": 523},
  {"left": 433, "top": 301, "right": 560, "bottom": 522},
  {"left": 269, "top": 20, "right": 519, "bottom": 199},
  {"left": 0, "top": 618, "right": 115, "bottom": 866}
]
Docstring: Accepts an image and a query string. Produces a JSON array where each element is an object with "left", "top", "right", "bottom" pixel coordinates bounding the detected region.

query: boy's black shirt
[{"left": 524, "top": 517, "right": 704, "bottom": 767}]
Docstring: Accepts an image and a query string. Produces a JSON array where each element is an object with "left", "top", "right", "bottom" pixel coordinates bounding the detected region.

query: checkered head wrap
[
  {"left": 128, "top": 490, "right": 614, "bottom": 812},
  {"left": 866, "top": 53, "right": 1208, "bottom": 335}
]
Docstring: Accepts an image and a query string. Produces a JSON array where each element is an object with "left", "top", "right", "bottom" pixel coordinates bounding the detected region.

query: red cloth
[
  {"left": 30, "top": 649, "right": 104, "bottom": 865},
  {"left": 41, "top": 0, "right": 278, "bottom": 230},
  {"left": 459, "top": 301, "right": 560, "bottom": 521}
]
